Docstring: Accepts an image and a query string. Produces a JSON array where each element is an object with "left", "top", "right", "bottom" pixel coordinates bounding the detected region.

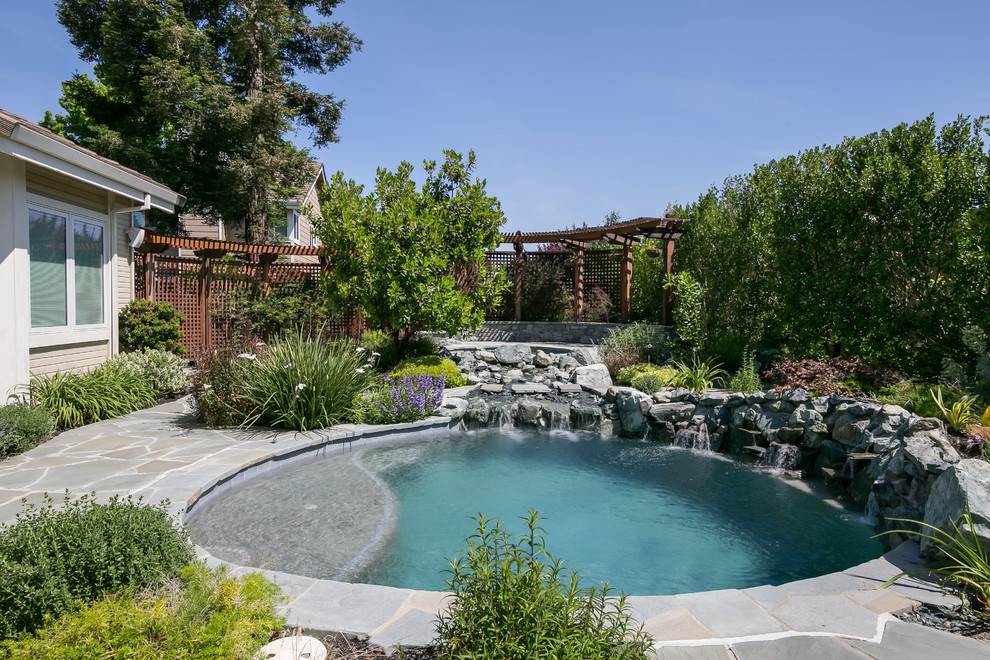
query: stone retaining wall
[
  {"left": 440, "top": 341, "right": 984, "bottom": 555},
  {"left": 455, "top": 320, "right": 673, "bottom": 345}
]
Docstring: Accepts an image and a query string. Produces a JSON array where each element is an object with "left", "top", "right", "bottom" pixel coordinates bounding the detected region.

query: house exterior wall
[
  {"left": 0, "top": 154, "right": 30, "bottom": 400},
  {"left": 29, "top": 341, "right": 110, "bottom": 377}
]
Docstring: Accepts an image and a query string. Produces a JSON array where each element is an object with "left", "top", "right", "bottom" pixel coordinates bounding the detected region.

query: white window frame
[
  {"left": 26, "top": 195, "right": 111, "bottom": 348},
  {"left": 285, "top": 208, "right": 300, "bottom": 243}
]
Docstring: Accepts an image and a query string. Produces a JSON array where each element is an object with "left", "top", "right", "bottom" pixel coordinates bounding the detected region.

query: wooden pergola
[{"left": 500, "top": 215, "right": 688, "bottom": 324}]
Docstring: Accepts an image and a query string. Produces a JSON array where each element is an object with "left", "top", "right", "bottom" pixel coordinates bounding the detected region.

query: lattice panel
[{"left": 584, "top": 250, "right": 621, "bottom": 311}]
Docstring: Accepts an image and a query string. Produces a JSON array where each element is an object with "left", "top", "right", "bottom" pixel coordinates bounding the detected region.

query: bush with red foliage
[{"left": 762, "top": 357, "right": 898, "bottom": 396}]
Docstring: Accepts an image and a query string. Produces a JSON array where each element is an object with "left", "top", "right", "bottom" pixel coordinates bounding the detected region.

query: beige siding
[
  {"left": 29, "top": 341, "right": 109, "bottom": 376},
  {"left": 25, "top": 164, "right": 107, "bottom": 213},
  {"left": 293, "top": 180, "right": 323, "bottom": 263},
  {"left": 178, "top": 214, "right": 221, "bottom": 257},
  {"left": 115, "top": 213, "right": 132, "bottom": 311}
]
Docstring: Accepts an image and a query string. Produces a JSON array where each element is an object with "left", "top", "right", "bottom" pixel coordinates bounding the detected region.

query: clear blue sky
[{"left": 2, "top": 1, "right": 988, "bottom": 234}]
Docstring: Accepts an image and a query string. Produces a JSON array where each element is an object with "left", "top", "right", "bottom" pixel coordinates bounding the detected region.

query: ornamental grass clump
[
  {"left": 435, "top": 511, "right": 653, "bottom": 660},
  {"left": 362, "top": 373, "right": 446, "bottom": 424},
  {"left": 27, "top": 364, "right": 157, "bottom": 430},
  {"left": 191, "top": 335, "right": 265, "bottom": 427},
  {"left": 670, "top": 356, "right": 727, "bottom": 393},
  {"left": 238, "top": 329, "right": 374, "bottom": 431}
]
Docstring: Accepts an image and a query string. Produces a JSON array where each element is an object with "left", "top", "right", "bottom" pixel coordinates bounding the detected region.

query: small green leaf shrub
[
  {"left": 0, "top": 404, "right": 53, "bottom": 460},
  {"left": 599, "top": 324, "right": 673, "bottom": 380},
  {"left": 663, "top": 272, "right": 706, "bottom": 353},
  {"left": 630, "top": 373, "right": 666, "bottom": 395},
  {"left": 28, "top": 364, "right": 157, "bottom": 430},
  {"left": 0, "top": 563, "right": 284, "bottom": 658},
  {"left": 616, "top": 364, "right": 675, "bottom": 387},
  {"left": 435, "top": 511, "right": 653, "bottom": 660},
  {"left": 237, "top": 329, "right": 375, "bottom": 431},
  {"left": 728, "top": 347, "right": 763, "bottom": 393},
  {"left": 392, "top": 356, "right": 466, "bottom": 388},
  {"left": 118, "top": 299, "right": 186, "bottom": 354},
  {"left": 110, "top": 348, "right": 188, "bottom": 395},
  {"left": 214, "top": 280, "right": 343, "bottom": 342},
  {"left": 931, "top": 388, "right": 981, "bottom": 435},
  {"left": 360, "top": 329, "right": 439, "bottom": 369},
  {"left": 940, "top": 324, "right": 990, "bottom": 403},
  {"left": 630, "top": 240, "right": 665, "bottom": 324},
  {"left": 0, "top": 493, "right": 194, "bottom": 639}
]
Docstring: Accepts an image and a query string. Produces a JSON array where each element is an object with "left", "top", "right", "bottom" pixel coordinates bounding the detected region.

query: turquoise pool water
[{"left": 354, "top": 429, "right": 882, "bottom": 595}]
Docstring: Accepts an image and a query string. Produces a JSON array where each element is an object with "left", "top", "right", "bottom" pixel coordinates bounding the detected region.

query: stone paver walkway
[{"left": 1, "top": 397, "right": 987, "bottom": 658}]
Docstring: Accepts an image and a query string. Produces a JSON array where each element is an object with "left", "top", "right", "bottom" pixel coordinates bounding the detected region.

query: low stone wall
[
  {"left": 439, "top": 341, "right": 985, "bottom": 555},
  {"left": 455, "top": 320, "right": 673, "bottom": 345}
]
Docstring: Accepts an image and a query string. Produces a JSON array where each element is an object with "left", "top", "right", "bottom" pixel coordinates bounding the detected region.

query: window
[
  {"left": 275, "top": 208, "right": 299, "bottom": 243},
  {"left": 131, "top": 210, "right": 145, "bottom": 228},
  {"left": 29, "top": 204, "right": 107, "bottom": 330}
]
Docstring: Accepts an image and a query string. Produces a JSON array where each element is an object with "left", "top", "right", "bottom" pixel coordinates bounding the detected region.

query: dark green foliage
[
  {"left": 47, "top": 0, "right": 360, "bottom": 238},
  {"left": 0, "top": 405, "right": 53, "bottom": 460},
  {"left": 190, "top": 335, "right": 262, "bottom": 427},
  {"left": 215, "top": 281, "right": 344, "bottom": 343},
  {"left": 630, "top": 240, "right": 666, "bottom": 324},
  {"left": 319, "top": 151, "right": 508, "bottom": 355},
  {"left": 391, "top": 356, "right": 467, "bottom": 388},
  {"left": 1, "top": 563, "right": 284, "bottom": 658},
  {"left": 0, "top": 493, "right": 194, "bottom": 639},
  {"left": 118, "top": 299, "right": 186, "bottom": 354},
  {"left": 28, "top": 364, "right": 158, "bottom": 430},
  {"left": 664, "top": 272, "right": 705, "bottom": 354},
  {"left": 673, "top": 115, "right": 990, "bottom": 377},
  {"left": 435, "top": 511, "right": 653, "bottom": 660},
  {"left": 629, "top": 373, "right": 666, "bottom": 395},
  {"left": 360, "top": 330, "right": 439, "bottom": 370},
  {"left": 940, "top": 325, "right": 990, "bottom": 404}
]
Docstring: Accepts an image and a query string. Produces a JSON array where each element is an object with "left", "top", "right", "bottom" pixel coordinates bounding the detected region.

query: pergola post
[
  {"left": 573, "top": 248, "right": 585, "bottom": 321},
  {"left": 663, "top": 239, "right": 675, "bottom": 325},
  {"left": 513, "top": 239, "right": 524, "bottom": 321},
  {"left": 143, "top": 253, "right": 156, "bottom": 302},
  {"left": 620, "top": 245, "right": 632, "bottom": 323},
  {"left": 257, "top": 254, "right": 275, "bottom": 299}
]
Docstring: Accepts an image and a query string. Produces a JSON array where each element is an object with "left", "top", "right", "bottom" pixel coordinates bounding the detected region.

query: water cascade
[
  {"left": 673, "top": 424, "right": 711, "bottom": 452},
  {"left": 488, "top": 402, "right": 514, "bottom": 429},
  {"left": 761, "top": 442, "right": 803, "bottom": 471}
]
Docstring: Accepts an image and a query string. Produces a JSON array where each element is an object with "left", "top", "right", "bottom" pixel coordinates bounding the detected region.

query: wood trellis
[
  {"left": 134, "top": 214, "right": 687, "bottom": 353},
  {"left": 134, "top": 233, "right": 362, "bottom": 354}
]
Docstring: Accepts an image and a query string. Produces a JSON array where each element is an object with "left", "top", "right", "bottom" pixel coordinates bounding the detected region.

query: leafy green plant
[
  {"left": 392, "top": 355, "right": 467, "bottom": 388},
  {"left": 671, "top": 356, "right": 727, "bottom": 393},
  {"left": 109, "top": 348, "right": 188, "bottom": 395},
  {"left": 877, "top": 503, "right": 990, "bottom": 613},
  {"left": 215, "top": 280, "right": 344, "bottom": 342},
  {"left": 598, "top": 323, "right": 671, "bottom": 366},
  {"left": 629, "top": 240, "right": 666, "bottom": 324},
  {"left": 435, "top": 511, "right": 653, "bottom": 660},
  {"left": 931, "top": 388, "right": 981, "bottom": 434},
  {"left": 190, "top": 335, "right": 263, "bottom": 427},
  {"left": 630, "top": 373, "right": 666, "bottom": 395},
  {"left": 1, "top": 563, "right": 284, "bottom": 658},
  {"left": 616, "top": 363, "right": 675, "bottom": 387},
  {"left": 118, "top": 299, "right": 186, "bottom": 354},
  {"left": 728, "top": 347, "right": 762, "bottom": 393},
  {"left": 27, "top": 364, "right": 157, "bottom": 430},
  {"left": 0, "top": 492, "right": 194, "bottom": 639},
  {"left": 360, "top": 329, "right": 439, "bottom": 370},
  {"left": 0, "top": 404, "right": 53, "bottom": 460},
  {"left": 663, "top": 272, "right": 706, "bottom": 353},
  {"left": 941, "top": 324, "right": 990, "bottom": 402},
  {"left": 238, "top": 329, "right": 374, "bottom": 431}
]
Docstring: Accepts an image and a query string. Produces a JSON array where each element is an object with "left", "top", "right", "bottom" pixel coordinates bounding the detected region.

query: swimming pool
[{"left": 187, "top": 428, "right": 882, "bottom": 595}]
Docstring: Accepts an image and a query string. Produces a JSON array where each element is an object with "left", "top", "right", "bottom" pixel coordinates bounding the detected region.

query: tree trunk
[{"left": 244, "top": 0, "right": 266, "bottom": 244}]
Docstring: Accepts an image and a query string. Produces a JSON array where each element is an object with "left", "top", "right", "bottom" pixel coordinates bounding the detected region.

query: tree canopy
[
  {"left": 673, "top": 114, "right": 990, "bottom": 376},
  {"left": 44, "top": 0, "right": 360, "bottom": 238},
  {"left": 317, "top": 151, "right": 508, "bottom": 353}
]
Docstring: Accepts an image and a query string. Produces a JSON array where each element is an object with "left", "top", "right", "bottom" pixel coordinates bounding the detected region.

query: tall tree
[{"left": 44, "top": 0, "right": 360, "bottom": 240}]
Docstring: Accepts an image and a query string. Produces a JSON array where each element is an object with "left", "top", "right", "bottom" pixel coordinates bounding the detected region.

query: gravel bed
[{"left": 896, "top": 603, "right": 990, "bottom": 643}]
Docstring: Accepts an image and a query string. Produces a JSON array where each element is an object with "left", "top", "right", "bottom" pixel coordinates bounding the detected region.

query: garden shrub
[
  {"left": 190, "top": 335, "right": 263, "bottom": 427},
  {"left": 630, "top": 373, "right": 666, "bottom": 395},
  {"left": 392, "top": 356, "right": 466, "bottom": 388},
  {"left": 727, "top": 348, "right": 763, "bottom": 393},
  {"left": 0, "top": 404, "right": 53, "bottom": 460},
  {"left": 118, "top": 299, "right": 186, "bottom": 354},
  {"left": 360, "top": 329, "right": 440, "bottom": 369},
  {"left": 598, "top": 323, "right": 672, "bottom": 366},
  {"left": 940, "top": 324, "right": 990, "bottom": 404},
  {"left": 0, "top": 563, "right": 283, "bottom": 658},
  {"left": 215, "top": 280, "right": 343, "bottom": 342},
  {"left": 0, "top": 493, "right": 194, "bottom": 639},
  {"left": 496, "top": 255, "right": 573, "bottom": 322},
  {"left": 601, "top": 348, "right": 640, "bottom": 381},
  {"left": 435, "top": 511, "right": 653, "bottom": 660},
  {"left": 28, "top": 364, "right": 157, "bottom": 430},
  {"left": 877, "top": 382, "right": 966, "bottom": 419},
  {"left": 630, "top": 240, "right": 666, "bottom": 324},
  {"left": 583, "top": 285, "right": 615, "bottom": 322},
  {"left": 670, "top": 356, "right": 727, "bottom": 394},
  {"left": 109, "top": 348, "right": 188, "bottom": 395},
  {"left": 237, "top": 329, "right": 374, "bottom": 431},
  {"left": 361, "top": 373, "right": 446, "bottom": 424},
  {"left": 762, "top": 357, "right": 897, "bottom": 397},
  {"left": 664, "top": 272, "right": 706, "bottom": 353},
  {"left": 616, "top": 363, "right": 675, "bottom": 387}
]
